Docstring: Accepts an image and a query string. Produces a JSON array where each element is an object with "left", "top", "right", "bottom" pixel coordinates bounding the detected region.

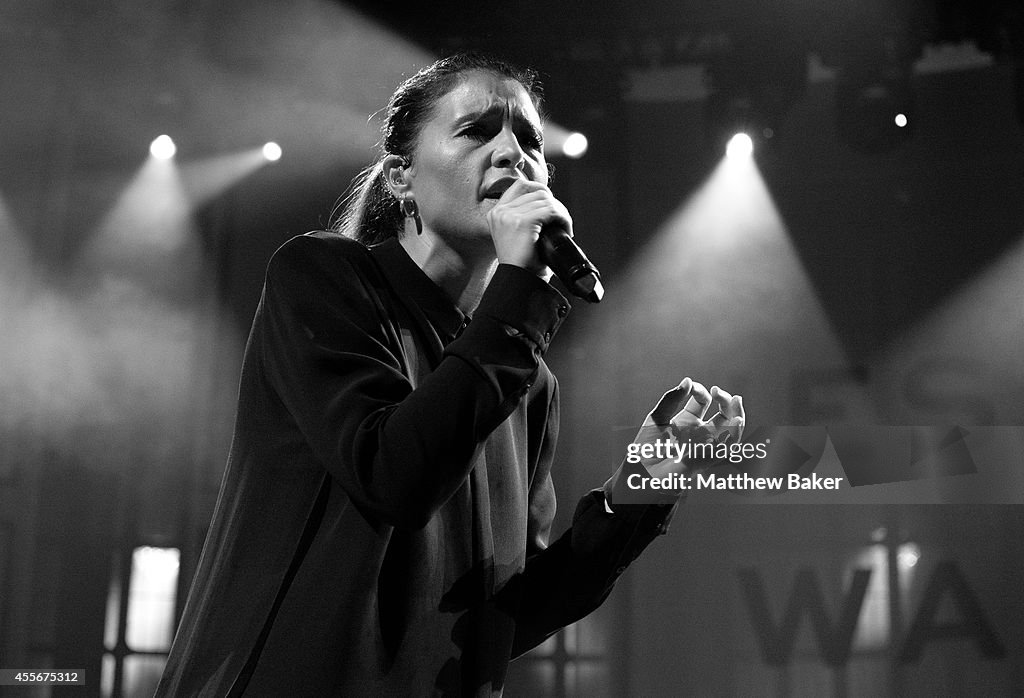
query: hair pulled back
[{"left": 332, "top": 53, "right": 543, "bottom": 245}]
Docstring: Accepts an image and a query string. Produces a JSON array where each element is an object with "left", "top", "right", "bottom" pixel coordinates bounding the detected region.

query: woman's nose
[{"left": 491, "top": 127, "right": 526, "bottom": 170}]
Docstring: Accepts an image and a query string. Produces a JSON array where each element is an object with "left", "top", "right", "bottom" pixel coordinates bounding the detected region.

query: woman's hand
[
  {"left": 631, "top": 377, "right": 745, "bottom": 481},
  {"left": 486, "top": 179, "right": 570, "bottom": 278}
]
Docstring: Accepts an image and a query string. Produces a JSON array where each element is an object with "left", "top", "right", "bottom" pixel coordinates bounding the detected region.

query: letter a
[{"left": 898, "top": 560, "right": 1005, "bottom": 662}]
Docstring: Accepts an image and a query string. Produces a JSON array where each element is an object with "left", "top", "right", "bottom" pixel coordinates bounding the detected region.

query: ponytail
[{"left": 331, "top": 161, "right": 403, "bottom": 245}]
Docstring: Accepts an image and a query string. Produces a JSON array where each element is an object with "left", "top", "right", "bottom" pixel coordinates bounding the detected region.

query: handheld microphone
[{"left": 538, "top": 224, "right": 604, "bottom": 303}]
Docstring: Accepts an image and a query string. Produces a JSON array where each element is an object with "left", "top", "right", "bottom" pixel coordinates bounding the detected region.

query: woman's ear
[{"left": 382, "top": 154, "right": 413, "bottom": 198}]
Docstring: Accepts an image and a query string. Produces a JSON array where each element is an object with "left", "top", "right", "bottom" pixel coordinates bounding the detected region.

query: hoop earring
[{"left": 400, "top": 194, "right": 423, "bottom": 235}]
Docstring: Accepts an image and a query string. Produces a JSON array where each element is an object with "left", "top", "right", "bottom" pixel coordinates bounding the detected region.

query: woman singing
[{"left": 156, "top": 53, "right": 744, "bottom": 697}]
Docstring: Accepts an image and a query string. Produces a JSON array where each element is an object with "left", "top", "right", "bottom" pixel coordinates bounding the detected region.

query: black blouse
[{"left": 156, "top": 232, "right": 676, "bottom": 697}]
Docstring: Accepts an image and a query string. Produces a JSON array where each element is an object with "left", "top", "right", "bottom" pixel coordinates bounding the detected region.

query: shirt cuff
[
  {"left": 474, "top": 265, "right": 570, "bottom": 353},
  {"left": 602, "top": 462, "right": 682, "bottom": 535}
]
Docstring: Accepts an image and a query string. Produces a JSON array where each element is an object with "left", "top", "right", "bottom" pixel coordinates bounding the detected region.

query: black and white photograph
[{"left": 1, "top": 1, "right": 1022, "bottom": 696}]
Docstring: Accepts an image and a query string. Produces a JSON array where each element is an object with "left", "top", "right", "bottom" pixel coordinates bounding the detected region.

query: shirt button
[
  {"left": 557, "top": 305, "right": 568, "bottom": 317},
  {"left": 543, "top": 331, "right": 551, "bottom": 342}
]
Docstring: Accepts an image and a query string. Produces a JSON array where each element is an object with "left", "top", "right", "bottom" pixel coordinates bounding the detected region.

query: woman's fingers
[
  {"left": 681, "top": 380, "right": 712, "bottom": 421},
  {"left": 648, "top": 377, "right": 692, "bottom": 425},
  {"left": 708, "top": 386, "right": 745, "bottom": 442},
  {"left": 487, "top": 181, "right": 571, "bottom": 271},
  {"left": 646, "top": 379, "right": 744, "bottom": 448}
]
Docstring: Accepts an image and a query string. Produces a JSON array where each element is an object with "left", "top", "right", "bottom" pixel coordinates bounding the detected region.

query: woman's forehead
[{"left": 435, "top": 71, "right": 541, "bottom": 125}]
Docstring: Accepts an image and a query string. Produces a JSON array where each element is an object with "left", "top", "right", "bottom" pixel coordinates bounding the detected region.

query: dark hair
[{"left": 332, "top": 53, "right": 544, "bottom": 245}]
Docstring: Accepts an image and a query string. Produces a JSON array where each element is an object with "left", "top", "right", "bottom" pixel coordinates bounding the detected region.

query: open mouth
[{"left": 482, "top": 177, "right": 520, "bottom": 200}]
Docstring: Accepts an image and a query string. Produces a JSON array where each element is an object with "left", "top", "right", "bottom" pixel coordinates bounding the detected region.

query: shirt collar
[{"left": 370, "top": 238, "right": 468, "bottom": 340}]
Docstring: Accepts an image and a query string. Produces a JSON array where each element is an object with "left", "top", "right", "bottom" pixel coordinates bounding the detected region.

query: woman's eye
[
  {"left": 460, "top": 123, "right": 543, "bottom": 151},
  {"left": 461, "top": 124, "right": 491, "bottom": 141}
]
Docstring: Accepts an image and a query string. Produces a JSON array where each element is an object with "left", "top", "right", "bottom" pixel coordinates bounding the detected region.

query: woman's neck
[{"left": 399, "top": 232, "right": 498, "bottom": 316}]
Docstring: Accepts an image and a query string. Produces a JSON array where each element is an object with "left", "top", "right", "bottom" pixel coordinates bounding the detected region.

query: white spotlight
[
  {"left": 894, "top": 113, "right": 908, "bottom": 128},
  {"left": 562, "top": 132, "right": 588, "bottom": 159},
  {"left": 726, "top": 132, "right": 754, "bottom": 159},
  {"left": 150, "top": 135, "right": 176, "bottom": 160},
  {"left": 262, "top": 142, "right": 282, "bottom": 162}
]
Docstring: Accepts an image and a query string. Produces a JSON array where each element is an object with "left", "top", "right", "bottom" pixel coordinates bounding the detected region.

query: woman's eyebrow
[
  {"left": 454, "top": 103, "right": 504, "bottom": 125},
  {"left": 518, "top": 118, "right": 544, "bottom": 139}
]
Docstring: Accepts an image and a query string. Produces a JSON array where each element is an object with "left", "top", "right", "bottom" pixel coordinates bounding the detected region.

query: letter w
[{"left": 737, "top": 567, "right": 872, "bottom": 666}]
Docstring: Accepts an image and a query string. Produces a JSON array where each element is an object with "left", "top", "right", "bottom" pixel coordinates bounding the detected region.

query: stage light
[
  {"left": 150, "top": 135, "right": 176, "bottom": 160},
  {"left": 895, "top": 113, "right": 908, "bottom": 128},
  {"left": 726, "top": 132, "right": 754, "bottom": 159},
  {"left": 562, "top": 132, "right": 588, "bottom": 159},
  {"left": 898, "top": 544, "right": 921, "bottom": 569},
  {"left": 262, "top": 142, "right": 282, "bottom": 162},
  {"left": 704, "top": 92, "right": 779, "bottom": 160}
]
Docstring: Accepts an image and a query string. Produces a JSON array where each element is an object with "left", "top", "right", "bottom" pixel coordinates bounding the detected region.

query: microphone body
[{"left": 538, "top": 224, "right": 604, "bottom": 303}]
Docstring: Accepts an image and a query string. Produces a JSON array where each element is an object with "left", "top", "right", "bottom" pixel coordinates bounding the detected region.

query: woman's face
[{"left": 403, "top": 70, "right": 548, "bottom": 250}]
